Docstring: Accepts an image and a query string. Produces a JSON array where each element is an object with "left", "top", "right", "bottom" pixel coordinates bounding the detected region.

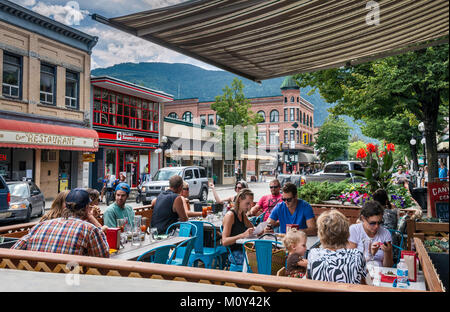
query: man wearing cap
[
  {"left": 11, "top": 188, "right": 109, "bottom": 258},
  {"left": 103, "top": 182, "right": 135, "bottom": 228}
]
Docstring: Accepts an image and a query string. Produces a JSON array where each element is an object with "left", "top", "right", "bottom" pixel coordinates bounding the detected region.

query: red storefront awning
[{"left": 0, "top": 118, "right": 99, "bottom": 152}]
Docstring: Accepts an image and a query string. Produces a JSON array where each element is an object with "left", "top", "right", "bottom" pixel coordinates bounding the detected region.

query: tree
[
  {"left": 348, "top": 140, "right": 367, "bottom": 160},
  {"left": 211, "top": 78, "right": 263, "bottom": 179},
  {"left": 294, "top": 44, "right": 449, "bottom": 180},
  {"left": 314, "top": 116, "right": 352, "bottom": 163}
]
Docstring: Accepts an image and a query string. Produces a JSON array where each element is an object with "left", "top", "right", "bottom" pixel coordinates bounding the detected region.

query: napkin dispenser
[
  {"left": 106, "top": 228, "right": 121, "bottom": 250},
  {"left": 401, "top": 250, "right": 418, "bottom": 282}
]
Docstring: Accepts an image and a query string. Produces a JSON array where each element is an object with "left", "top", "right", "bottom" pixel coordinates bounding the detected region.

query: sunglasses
[
  {"left": 235, "top": 186, "right": 243, "bottom": 190},
  {"left": 183, "top": 188, "right": 189, "bottom": 190},
  {"left": 368, "top": 221, "right": 384, "bottom": 226},
  {"left": 270, "top": 185, "right": 280, "bottom": 189},
  {"left": 282, "top": 197, "right": 293, "bottom": 203}
]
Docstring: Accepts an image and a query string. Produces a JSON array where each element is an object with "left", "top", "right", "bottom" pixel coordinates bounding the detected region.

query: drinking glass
[{"left": 150, "top": 227, "right": 158, "bottom": 242}]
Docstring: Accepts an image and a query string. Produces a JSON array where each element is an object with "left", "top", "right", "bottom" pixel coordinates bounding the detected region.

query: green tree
[
  {"left": 211, "top": 78, "right": 263, "bottom": 178},
  {"left": 294, "top": 44, "right": 449, "bottom": 180},
  {"left": 314, "top": 116, "right": 352, "bottom": 163}
]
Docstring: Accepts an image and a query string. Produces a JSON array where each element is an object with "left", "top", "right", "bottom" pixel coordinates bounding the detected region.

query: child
[{"left": 282, "top": 229, "right": 308, "bottom": 278}]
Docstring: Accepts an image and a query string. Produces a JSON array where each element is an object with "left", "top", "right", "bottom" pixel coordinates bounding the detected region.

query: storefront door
[{"left": 125, "top": 161, "right": 138, "bottom": 187}]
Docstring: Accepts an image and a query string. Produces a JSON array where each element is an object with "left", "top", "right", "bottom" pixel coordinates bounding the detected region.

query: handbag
[{"left": 244, "top": 234, "right": 287, "bottom": 275}]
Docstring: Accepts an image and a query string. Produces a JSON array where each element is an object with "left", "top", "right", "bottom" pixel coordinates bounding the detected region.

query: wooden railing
[
  {"left": 311, "top": 203, "right": 361, "bottom": 224},
  {"left": 0, "top": 248, "right": 425, "bottom": 292},
  {"left": 414, "top": 237, "right": 446, "bottom": 292},
  {"left": 406, "top": 219, "right": 449, "bottom": 250}
]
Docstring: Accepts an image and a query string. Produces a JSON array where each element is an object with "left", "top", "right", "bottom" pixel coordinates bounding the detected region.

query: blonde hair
[
  {"left": 40, "top": 190, "right": 70, "bottom": 222},
  {"left": 317, "top": 210, "right": 350, "bottom": 249},
  {"left": 233, "top": 188, "right": 254, "bottom": 214},
  {"left": 282, "top": 228, "right": 307, "bottom": 252}
]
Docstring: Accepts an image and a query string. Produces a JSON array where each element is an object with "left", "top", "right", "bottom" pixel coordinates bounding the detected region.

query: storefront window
[
  {"left": 224, "top": 160, "right": 235, "bottom": 178},
  {"left": 0, "top": 148, "right": 11, "bottom": 179},
  {"left": 105, "top": 149, "right": 116, "bottom": 178},
  {"left": 93, "top": 87, "right": 159, "bottom": 132}
]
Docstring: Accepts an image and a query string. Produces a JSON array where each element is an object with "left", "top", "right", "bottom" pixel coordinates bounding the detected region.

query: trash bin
[{"left": 411, "top": 187, "right": 428, "bottom": 212}]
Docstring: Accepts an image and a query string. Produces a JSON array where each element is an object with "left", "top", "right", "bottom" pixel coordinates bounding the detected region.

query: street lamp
[
  {"left": 418, "top": 122, "right": 426, "bottom": 166},
  {"left": 155, "top": 136, "right": 172, "bottom": 167}
]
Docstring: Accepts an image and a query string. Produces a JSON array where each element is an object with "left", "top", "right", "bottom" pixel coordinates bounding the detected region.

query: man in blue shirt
[
  {"left": 439, "top": 161, "right": 448, "bottom": 181},
  {"left": 265, "top": 182, "right": 317, "bottom": 235}
]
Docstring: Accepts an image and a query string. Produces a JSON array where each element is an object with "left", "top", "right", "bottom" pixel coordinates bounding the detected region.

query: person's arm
[
  {"left": 221, "top": 212, "right": 254, "bottom": 246},
  {"left": 209, "top": 182, "right": 223, "bottom": 204},
  {"left": 248, "top": 204, "right": 262, "bottom": 216},
  {"left": 303, "top": 217, "right": 318, "bottom": 236},
  {"left": 173, "top": 196, "right": 188, "bottom": 222},
  {"left": 151, "top": 198, "right": 157, "bottom": 208},
  {"left": 182, "top": 196, "right": 202, "bottom": 218},
  {"left": 88, "top": 228, "right": 110, "bottom": 258}
]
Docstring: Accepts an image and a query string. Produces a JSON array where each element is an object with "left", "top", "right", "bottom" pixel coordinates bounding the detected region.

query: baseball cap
[
  {"left": 115, "top": 182, "right": 130, "bottom": 194},
  {"left": 65, "top": 188, "right": 91, "bottom": 210}
]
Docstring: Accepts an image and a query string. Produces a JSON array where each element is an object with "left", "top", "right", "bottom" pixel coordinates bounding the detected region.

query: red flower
[
  {"left": 379, "top": 151, "right": 386, "bottom": 158},
  {"left": 366, "top": 143, "right": 378, "bottom": 153},
  {"left": 386, "top": 143, "right": 395, "bottom": 152},
  {"left": 356, "top": 148, "right": 367, "bottom": 159}
]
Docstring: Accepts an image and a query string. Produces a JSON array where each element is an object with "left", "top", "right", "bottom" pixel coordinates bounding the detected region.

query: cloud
[
  {"left": 30, "top": 1, "right": 89, "bottom": 26},
  {"left": 81, "top": 25, "right": 218, "bottom": 70},
  {"left": 12, "top": 0, "right": 37, "bottom": 6}
]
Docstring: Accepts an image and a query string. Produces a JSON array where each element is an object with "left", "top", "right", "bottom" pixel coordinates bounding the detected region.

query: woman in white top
[{"left": 348, "top": 201, "right": 394, "bottom": 267}]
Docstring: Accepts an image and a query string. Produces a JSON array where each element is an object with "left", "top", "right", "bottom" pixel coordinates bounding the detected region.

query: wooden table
[
  {"left": 110, "top": 236, "right": 189, "bottom": 261},
  {"left": 366, "top": 266, "right": 427, "bottom": 291}
]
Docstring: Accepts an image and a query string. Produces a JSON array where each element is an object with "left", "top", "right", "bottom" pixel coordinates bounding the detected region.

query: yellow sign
[
  {"left": 82, "top": 153, "right": 95, "bottom": 162},
  {"left": 303, "top": 133, "right": 309, "bottom": 145}
]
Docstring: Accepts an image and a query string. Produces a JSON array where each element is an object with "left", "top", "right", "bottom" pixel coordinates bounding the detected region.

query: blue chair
[
  {"left": 165, "top": 222, "right": 198, "bottom": 265},
  {"left": 219, "top": 225, "right": 243, "bottom": 272},
  {"left": 168, "top": 236, "right": 197, "bottom": 266},
  {"left": 249, "top": 213, "right": 265, "bottom": 226},
  {"left": 188, "top": 220, "right": 227, "bottom": 269},
  {"left": 242, "top": 239, "right": 284, "bottom": 275},
  {"left": 388, "top": 229, "right": 405, "bottom": 267},
  {"left": 136, "top": 244, "right": 176, "bottom": 263}
]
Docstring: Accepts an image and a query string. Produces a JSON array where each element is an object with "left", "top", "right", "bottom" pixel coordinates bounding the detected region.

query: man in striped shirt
[{"left": 12, "top": 188, "right": 109, "bottom": 258}]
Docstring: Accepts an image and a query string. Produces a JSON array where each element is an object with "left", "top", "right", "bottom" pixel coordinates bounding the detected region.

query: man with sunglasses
[
  {"left": 248, "top": 179, "right": 282, "bottom": 222},
  {"left": 348, "top": 201, "right": 393, "bottom": 267},
  {"left": 265, "top": 182, "right": 317, "bottom": 235}
]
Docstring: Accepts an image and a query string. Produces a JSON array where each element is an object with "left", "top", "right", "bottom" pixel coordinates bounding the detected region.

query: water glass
[{"left": 150, "top": 227, "right": 158, "bottom": 242}]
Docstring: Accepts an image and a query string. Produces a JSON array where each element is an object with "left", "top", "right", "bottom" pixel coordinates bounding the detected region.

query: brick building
[{"left": 164, "top": 76, "right": 316, "bottom": 176}]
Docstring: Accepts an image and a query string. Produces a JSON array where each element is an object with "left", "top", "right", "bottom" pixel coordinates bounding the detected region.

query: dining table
[
  {"left": 366, "top": 265, "right": 427, "bottom": 290},
  {"left": 110, "top": 235, "right": 190, "bottom": 261}
]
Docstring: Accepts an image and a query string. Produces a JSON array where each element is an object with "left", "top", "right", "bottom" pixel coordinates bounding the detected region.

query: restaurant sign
[
  {"left": 0, "top": 129, "right": 98, "bottom": 150},
  {"left": 427, "top": 181, "right": 449, "bottom": 221}
]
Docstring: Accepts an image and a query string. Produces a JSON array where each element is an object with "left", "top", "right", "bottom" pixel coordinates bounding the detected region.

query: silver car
[
  {"left": 6, "top": 181, "right": 45, "bottom": 222},
  {"left": 141, "top": 166, "right": 209, "bottom": 204}
]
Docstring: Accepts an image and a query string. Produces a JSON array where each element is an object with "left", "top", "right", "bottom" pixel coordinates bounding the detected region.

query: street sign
[{"left": 82, "top": 153, "right": 95, "bottom": 162}]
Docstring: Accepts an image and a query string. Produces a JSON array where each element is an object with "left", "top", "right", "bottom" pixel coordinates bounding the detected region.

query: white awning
[{"left": 92, "top": 0, "right": 449, "bottom": 82}]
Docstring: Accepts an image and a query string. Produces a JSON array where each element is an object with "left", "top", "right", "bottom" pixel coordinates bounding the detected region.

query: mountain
[{"left": 92, "top": 62, "right": 371, "bottom": 139}]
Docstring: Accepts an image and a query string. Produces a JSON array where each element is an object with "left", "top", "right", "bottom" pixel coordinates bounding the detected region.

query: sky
[{"left": 10, "top": 0, "right": 219, "bottom": 70}]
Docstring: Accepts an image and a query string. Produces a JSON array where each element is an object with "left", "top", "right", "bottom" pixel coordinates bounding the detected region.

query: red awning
[{"left": 0, "top": 118, "right": 99, "bottom": 152}]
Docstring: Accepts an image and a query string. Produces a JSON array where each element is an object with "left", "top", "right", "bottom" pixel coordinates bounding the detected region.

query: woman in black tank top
[{"left": 221, "top": 188, "right": 255, "bottom": 265}]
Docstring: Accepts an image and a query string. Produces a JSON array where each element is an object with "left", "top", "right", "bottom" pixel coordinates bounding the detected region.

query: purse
[{"left": 244, "top": 234, "right": 287, "bottom": 275}]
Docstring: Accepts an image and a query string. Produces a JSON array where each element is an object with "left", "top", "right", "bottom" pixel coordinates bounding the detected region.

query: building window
[
  {"left": 306, "top": 114, "right": 309, "bottom": 126},
  {"left": 200, "top": 114, "right": 206, "bottom": 126},
  {"left": 303, "top": 112, "right": 306, "bottom": 125},
  {"left": 224, "top": 160, "right": 235, "bottom": 178},
  {"left": 2, "top": 52, "right": 21, "bottom": 98},
  {"left": 284, "top": 108, "right": 288, "bottom": 122},
  {"left": 296, "top": 108, "right": 299, "bottom": 121},
  {"left": 65, "top": 70, "right": 79, "bottom": 109},
  {"left": 182, "top": 111, "right": 193, "bottom": 122},
  {"left": 40, "top": 64, "right": 56, "bottom": 105},
  {"left": 290, "top": 130, "right": 295, "bottom": 143},
  {"left": 284, "top": 130, "right": 288, "bottom": 143},
  {"left": 208, "top": 114, "right": 214, "bottom": 125},
  {"left": 269, "top": 131, "right": 279, "bottom": 145},
  {"left": 168, "top": 112, "right": 178, "bottom": 119},
  {"left": 216, "top": 114, "right": 221, "bottom": 125},
  {"left": 310, "top": 116, "right": 313, "bottom": 128},
  {"left": 270, "top": 110, "right": 279, "bottom": 123},
  {"left": 297, "top": 130, "right": 300, "bottom": 143},
  {"left": 290, "top": 108, "right": 295, "bottom": 121},
  {"left": 284, "top": 97, "right": 287, "bottom": 103},
  {"left": 257, "top": 110, "right": 265, "bottom": 122},
  {"left": 290, "top": 96, "right": 294, "bottom": 103},
  {"left": 258, "top": 131, "right": 267, "bottom": 146},
  {"left": 297, "top": 97, "right": 299, "bottom": 103},
  {"left": 93, "top": 87, "right": 159, "bottom": 132}
]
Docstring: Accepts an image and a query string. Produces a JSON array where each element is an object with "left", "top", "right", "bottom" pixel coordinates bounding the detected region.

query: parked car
[
  {"left": 3, "top": 180, "right": 45, "bottom": 222},
  {"left": 141, "top": 166, "right": 209, "bottom": 205},
  {"left": 0, "top": 175, "right": 11, "bottom": 221},
  {"left": 300, "top": 161, "right": 365, "bottom": 185}
]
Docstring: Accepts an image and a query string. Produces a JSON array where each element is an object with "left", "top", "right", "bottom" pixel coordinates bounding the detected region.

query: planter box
[{"left": 428, "top": 252, "right": 449, "bottom": 291}]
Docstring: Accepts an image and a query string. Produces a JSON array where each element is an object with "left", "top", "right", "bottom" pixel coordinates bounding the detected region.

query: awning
[
  {"left": 437, "top": 141, "right": 449, "bottom": 152},
  {"left": 92, "top": 0, "right": 449, "bottom": 82},
  {"left": 0, "top": 118, "right": 99, "bottom": 152},
  {"left": 298, "top": 152, "right": 319, "bottom": 163}
]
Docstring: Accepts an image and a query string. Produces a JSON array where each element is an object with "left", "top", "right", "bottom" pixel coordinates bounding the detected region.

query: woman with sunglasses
[
  {"left": 180, "top": 181, "right": 203, "bottom": 218},
  {"left": 209, "top": 180, "right": 249, "bottom": 204},
  {"left": 348, "top": 201, "right": 393, "bottom": 267}
]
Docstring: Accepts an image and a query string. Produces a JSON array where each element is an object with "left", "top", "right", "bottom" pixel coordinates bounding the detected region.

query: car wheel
[
  {"left": 37, "top": 202, "right": 45, "bottom": 217},
  {"left": 25, "top": 205, "right": 32, "bottom": 222},
  {"left": 199, "top": 188, "right": 208, "bottom": 202}
]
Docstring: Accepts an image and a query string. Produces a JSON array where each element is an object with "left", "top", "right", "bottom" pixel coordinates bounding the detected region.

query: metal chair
[
  {"left": 388, "top": 228, "right": 405, "bottom": 267},
  {"left": 136, "top": 244, "right": 176, "bottom": 263},
  {"left": 188, "top": 220, "right": 227, "bottom": 269},
  {"left": 249, "top": 213, "right": 265, "bottom": 226},
  {"left": 242, "top": 239, "right": 284, "bottom": 275},
  {"left": 165, "top": 222, "right": 198, "bottom": 265},
  {"left": 219, "top": 225, "right": 243, "bottom": 272},
  {"left": 168, "top": 236, "right": 197, "bottom": 266}
]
